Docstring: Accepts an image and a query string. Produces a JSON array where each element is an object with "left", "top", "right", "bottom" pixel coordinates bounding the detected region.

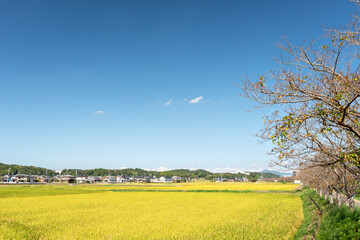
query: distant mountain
[{"left": 261, "top": 169, "right": 292, "bottom": 177}]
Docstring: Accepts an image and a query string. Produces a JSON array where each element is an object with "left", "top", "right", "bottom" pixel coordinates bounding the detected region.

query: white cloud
[
  {"left": 146, "top": 166, "right": 171, "bottom": 172},
  {"left": 164, "top": 100, "right": 171, "bottom": 106},
  {"left": 211, "top": 167, "right": 247, "bottom": 173},
  {"left": 94, "top": 110, "right": 105, "bottom": 115},
  {"left": 188, "top": 96, "right": 203, "bottom": 104},
  {"left": 119, "top": 166, "right": 269, "bottom": 173}
]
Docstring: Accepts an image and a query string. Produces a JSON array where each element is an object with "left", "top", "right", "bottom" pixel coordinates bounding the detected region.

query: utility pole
[{"left": 8, "top": 168, "right": 10, "bottom": 182}]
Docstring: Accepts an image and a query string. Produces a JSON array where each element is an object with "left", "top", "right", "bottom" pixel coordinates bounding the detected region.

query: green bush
[
  {"left": 317, "top": 205, "right": 360, "bottom": 239},
  {"left": 295, "top": 190, "right": 360, "bottom": 240}
]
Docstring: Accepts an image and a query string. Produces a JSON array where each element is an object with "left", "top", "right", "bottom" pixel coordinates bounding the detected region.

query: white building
[
  {"left": 159, "top": 176, "right": 172, "bottom": 183},
  {"left": 75, "top": 176, "right": 87, "bottom": 183},
  {"left": 116, "top": 176, "right": 127, "bottom": 183}
]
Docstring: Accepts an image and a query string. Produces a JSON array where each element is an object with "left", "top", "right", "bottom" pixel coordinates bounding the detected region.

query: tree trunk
[
  {"left": 337, "top": 193, "right": 343, "bottom": 207},
  {"left": 324, "top": 190, "right": 329, "bottom": 200},
  {"left": 346, "top": 197, "right": 355, "bottom": 209}
]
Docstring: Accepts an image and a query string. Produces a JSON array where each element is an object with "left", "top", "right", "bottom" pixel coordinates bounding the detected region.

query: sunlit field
[
  {"left": 0, "top": 181, "right": 299, "bottom": 196},
  {"left": 0, "top": 192, "right": 302, "bottom": 239},
  {"left": 106, "top": 182, "right": 299, "bottom": 191},
  {"left": 0, "top": 183, "right": 303, "bottom": 239}
]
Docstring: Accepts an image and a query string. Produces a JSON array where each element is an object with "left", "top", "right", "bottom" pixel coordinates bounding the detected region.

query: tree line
[
  {"left": 61, "top": 168, "right": 279, "bottom": 180},
  {"left": 0, "top": 163, "right": 56, "bottom": 176}
]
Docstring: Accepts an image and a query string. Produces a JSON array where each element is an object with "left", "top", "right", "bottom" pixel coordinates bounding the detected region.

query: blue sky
[{"left": 0, "top": 0, "right": 356, "bottom": 171}]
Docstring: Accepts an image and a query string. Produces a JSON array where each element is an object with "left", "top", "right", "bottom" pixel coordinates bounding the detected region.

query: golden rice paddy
[{"left": 0, "top": 183, "right": 303, "bottom": 239}]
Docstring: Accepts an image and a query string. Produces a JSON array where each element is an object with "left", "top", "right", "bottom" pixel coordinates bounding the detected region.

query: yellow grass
[
  {"left": 97, "top": 182, "right": 299, "bottom": 191},
  {"left": 0, "top": 186, "right": 303, "bottom": 239},
  {"left": 4, "top": 181, "right": 297, "bottom": 193}
]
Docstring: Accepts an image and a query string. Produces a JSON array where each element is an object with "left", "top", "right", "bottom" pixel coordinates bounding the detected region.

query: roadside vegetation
[{"left": 294, "top": 190, "right": 360, "bottom": 240}]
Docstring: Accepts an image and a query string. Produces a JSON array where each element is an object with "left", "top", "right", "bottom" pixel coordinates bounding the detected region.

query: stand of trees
[
  {"left": 0, "top": 163, "right": 56, "bottom": 176},
  {"left": 240, "top": 1, "right": 360, "bottom": 208}
]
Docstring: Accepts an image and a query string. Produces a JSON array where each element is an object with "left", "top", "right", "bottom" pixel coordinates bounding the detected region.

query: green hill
[{"left": 0, "top": 163, "right": 56, "bottom": 176}]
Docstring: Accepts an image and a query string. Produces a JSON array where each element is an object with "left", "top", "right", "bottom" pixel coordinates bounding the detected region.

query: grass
[
  {"left": 0, "top": 182, "right": 303, "bottom": 239},
  {"left": 294, "top": 190, "right": 360, "bottom": 240},
  {"left": 293, "top": 190, "right": 322, "bottom": 240}
]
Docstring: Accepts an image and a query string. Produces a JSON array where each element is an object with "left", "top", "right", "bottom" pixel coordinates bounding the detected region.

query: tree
[
  {"left": 240, "top": 34, "right": 360, "bottom": 170},
  {"left": 239, "top": 4, "right": 360, "bottom": 207}
]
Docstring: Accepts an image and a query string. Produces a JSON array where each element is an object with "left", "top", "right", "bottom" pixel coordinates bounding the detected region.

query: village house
[
  {"left": 75, "top": 176, "right": 87, "bottom": 183},
  {"left": 150, "top": 176, "right": 160, "bottom": 183},
  {"left": 2, "top": 175, "right": 11, "bottom": 182},
  {"left": 11, "top": 174, "right": 36, "bottom": 183},
  {"left": 262, "top": 178, "right": 278, "bottom": 182},
  {"left": 103, "top": 176, "right": 116, "bottom": 183},
  {"left": 159, "top": 176, "right": 173, "bottom": 183},
  {"left": 59, "top": 175, "right": 76, "bottom": 183},
  {"left": 273, "top": 176, "right": 302, "bottom": 184},
  {"left": 115, "top": 176, "right": 128, "bottom": 183},
  {"left": 87, "top": 176, "right": 102, "bottom": 183},
  {"left": 171, "top": 176, "right": 181, "bottom": 182},
  {"left": 37, "top": 176, "right": 53, "bottom": 183}
]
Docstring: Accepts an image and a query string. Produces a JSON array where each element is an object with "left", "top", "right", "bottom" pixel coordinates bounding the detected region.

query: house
[
  {"left": 87, "top": 176, "right": 102, "bottom": 183},
  {"left": 158, "top": 176, "right": 172, "bottom": 183},
  {"left": 116, "top": 176, "right": 128, "bottom": 183},
  {"left": 59, "top": 175, "right": 76, "bottom": 183},
  {"left": 104, "top": 176, "right": 116, "bottom": 183},
  {"left": 11, "top": 174, "right": 36, "bottom": 183},
  {"left": 172, "top": 176, "right": 182, "bottom": 182},
  {"left": 131, "top": 177, "right": 148, "bottom": 183},
  {"left": 235, "top": 177, "right": 245, "bottom": 182},
  {"left": 37, "top": 176, "right": 54, "bottom": 183},
  {"left": 75, "top": 176, "right": 87, "bottom": 183},
  {"left": 2, "top": 175, "right": 11, "bottom": 182},
  {"left": 275, "top": 176, "right": 302, "bottom": 183},
  {"left": 141, "top": 177, "right": 151, "bottom": 183},
  {"left": 150, "top": 177, "right": 161, "bottom": 183},
  {"left": 262, "top": 178, "right": 278, "bottom": 182}
]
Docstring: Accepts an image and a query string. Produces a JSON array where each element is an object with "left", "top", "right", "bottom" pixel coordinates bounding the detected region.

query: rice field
[
  {"left": 0, "top": 183, "right": 303, "bottom": 239},
  {"left": 77, "top": 182, "right": 299, "bottom": 191}
]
